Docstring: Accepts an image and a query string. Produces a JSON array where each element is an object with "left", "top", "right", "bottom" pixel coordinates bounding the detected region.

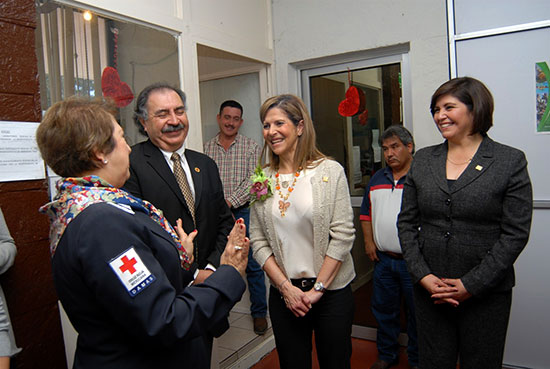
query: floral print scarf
[{"left": 39, "top": 175, "right": 191, "bottom": 270}]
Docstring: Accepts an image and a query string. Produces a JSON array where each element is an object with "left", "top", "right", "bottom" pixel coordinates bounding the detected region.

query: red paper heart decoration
[
  {"left": 101, "top": 67, "right": 134, "bottom": 108},
  {"left": 338, "top": 86, "right": 361, "bottom": 117},
  {"left": 338, "top": 85, "right": 366, "bottom": 117}
]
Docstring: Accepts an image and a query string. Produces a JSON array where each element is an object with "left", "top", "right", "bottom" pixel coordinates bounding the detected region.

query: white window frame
[{"left": 296, "top": 45, "right": 412, "bottom": 206}]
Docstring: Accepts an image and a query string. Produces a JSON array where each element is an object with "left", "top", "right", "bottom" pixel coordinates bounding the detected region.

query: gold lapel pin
[
  {"left": 475, "top": 165, "right": 483, "bottom": 171},
  {"left": 195, "top": 167, "right": 200, "bottom": 173},
  {"left": 322, "top": 176, "right": 329, "bottom": 182}
]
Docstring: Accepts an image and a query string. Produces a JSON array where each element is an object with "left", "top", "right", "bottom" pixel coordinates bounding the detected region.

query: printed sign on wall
[
  {"left": 536, "top": 62, "right": 550, "bottom": 133},
  {"left": 0, "top": 121, "right": 45, "bottom": 182}
]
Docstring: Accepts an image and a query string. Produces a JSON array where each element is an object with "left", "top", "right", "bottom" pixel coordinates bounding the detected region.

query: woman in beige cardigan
[{"left": 250, "top": 94, "right": 356, "bottom": 369}]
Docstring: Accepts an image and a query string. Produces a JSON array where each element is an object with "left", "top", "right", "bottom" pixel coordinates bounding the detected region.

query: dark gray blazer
[{"left": 398, "top": 136, "right": 532, "bottom": 296}]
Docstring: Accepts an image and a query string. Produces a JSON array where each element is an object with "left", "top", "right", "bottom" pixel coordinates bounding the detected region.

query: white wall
[
  {"left": 270, "top": 0, "right": 449, "bottom": 149},
  {"left": 188, "top": 0, "right": 273, "bottom": 64},
  {"left": 197, "top": 45, "right": 269, "bottom": 148},
  {"left": 452, "top": 2, "right": 550, "bottom": 367},
  {"left": 199, "top": 72, "right": 264, "bottom": 146},
  {"left": 506, "top": 209, "right": 550, "bottom": 369}
]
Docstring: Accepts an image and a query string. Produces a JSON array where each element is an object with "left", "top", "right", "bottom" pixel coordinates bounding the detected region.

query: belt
[
  {"left": 290, "top": 278, "right": 316, "bottom": 291},
  {"left": 381, "top": 251, "right": 403, "bottom": 260}
]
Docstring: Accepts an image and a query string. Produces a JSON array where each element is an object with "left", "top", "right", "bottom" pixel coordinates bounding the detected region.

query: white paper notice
[{"left": 0, "top": 121, "right": 45, "bottom": 182}]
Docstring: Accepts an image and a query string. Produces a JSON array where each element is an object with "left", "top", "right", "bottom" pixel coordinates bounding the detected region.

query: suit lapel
[
  {"left": 185, "top": 151, "right": 203, "bottom": 209},
  {"left": 429, "top": 143, "right": 450, "bottom": 194},
  {"left": 450, "top": 136, "right": 495, "bottom": 194},
  {"left": 143, "top": 140, "right": 189, "bottom": 211}
]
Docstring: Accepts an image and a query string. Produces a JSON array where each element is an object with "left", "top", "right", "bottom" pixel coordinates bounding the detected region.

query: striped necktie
[{"left": 170, "top": 152, "right": 196, "bottom": 225}]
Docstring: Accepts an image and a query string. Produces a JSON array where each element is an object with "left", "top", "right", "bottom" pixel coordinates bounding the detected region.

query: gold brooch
[
  {"left": 322, "top": 176, "right": 329, "bottom": 182},
  {"left": 195, "top": 167, "right": 200, "bottom": 172},
  {"left": 475, "top": 165, "right": 483, "bottom": 171}
]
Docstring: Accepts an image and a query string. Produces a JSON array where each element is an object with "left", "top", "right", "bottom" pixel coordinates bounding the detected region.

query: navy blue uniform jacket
[{"left": 53, "top": 202, "right": 245, "bottom": 369}]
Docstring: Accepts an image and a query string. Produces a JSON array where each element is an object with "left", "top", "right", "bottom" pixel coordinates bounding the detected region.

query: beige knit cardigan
[{"left": 250, "top": 159, "right": 356, "bottom": 290}]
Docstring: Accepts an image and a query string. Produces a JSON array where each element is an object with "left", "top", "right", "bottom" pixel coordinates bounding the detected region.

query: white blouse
[{"left": 271, "top": 167, "right": 317, "bottom": 279}]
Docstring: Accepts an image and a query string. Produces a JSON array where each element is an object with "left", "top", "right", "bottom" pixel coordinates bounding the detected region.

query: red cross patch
[
  {"left": 119, "top": 255, "right": 137, "bottom": 274},
  {"left": 109, "top": 247, "right": 156, "bottom": 297}
]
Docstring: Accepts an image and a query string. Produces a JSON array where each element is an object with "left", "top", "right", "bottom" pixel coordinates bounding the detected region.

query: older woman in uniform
[{"left": 37, "top": 97, "right": 249, "bottom": 369}]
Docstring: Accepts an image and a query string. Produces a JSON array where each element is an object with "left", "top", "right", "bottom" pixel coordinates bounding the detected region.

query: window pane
[
  {"left": 35, "top": 3, "right": 180, "bottom": 145},
  {"left": 309, "top": 63, "right": 402, "bottom": 197}
]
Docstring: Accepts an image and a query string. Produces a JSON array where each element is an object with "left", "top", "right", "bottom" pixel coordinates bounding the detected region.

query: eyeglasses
[{"left": 152, "top": 107, "right": 186, "bottom": 120}]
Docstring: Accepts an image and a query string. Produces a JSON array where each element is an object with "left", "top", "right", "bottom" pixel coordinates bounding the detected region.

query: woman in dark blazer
[{"left": 398, "top": 77, "right": 532, "bottom": 369}]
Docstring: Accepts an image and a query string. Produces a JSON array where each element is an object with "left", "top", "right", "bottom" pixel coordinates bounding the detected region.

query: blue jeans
[
  {"left": 232, "top": 207, "right": 267, "bottom": 318},
  {"left": 372, "top": 250, "right": 418, "bottom": 366}
]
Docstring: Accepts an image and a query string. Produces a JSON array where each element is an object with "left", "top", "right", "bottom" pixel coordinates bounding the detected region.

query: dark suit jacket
[
  {"left": 124, "top": 139, "right": 234, "bottom": 270},
  {"left": 54, "top": 203, "right": 245, "bottom": 369},
  {"left": 398, "top": 136, "right": 532, "bottom": 296}
]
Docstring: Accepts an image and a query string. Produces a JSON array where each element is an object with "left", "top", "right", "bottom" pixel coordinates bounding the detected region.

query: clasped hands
[
  {"left": 279, "top": 282, "right": 323, "bottom": 318},
  {"left": 420, "top": 274, "right": 472, "bottom": 307}
]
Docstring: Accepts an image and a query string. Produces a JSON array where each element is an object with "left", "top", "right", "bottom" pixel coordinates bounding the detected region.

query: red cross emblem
[{"left": 119, "top": 255, "right": 137, "bottom": 274}]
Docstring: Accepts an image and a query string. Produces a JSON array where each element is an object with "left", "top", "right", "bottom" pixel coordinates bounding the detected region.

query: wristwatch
[{"left": 313, "top": 281, "right": 326, "bottom": 293}]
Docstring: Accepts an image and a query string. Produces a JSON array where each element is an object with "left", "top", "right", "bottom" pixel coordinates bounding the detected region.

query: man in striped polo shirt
[
  {"left": 204, "top": 100, "right": 268, "bottom": 335},
  {"left": 360, "top": 125, "right": 418, "bottom": 369}
]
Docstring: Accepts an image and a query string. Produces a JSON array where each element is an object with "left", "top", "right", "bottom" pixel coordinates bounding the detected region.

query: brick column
[{"left": 0, "top": 0, "right": 66, "bottom": 368}]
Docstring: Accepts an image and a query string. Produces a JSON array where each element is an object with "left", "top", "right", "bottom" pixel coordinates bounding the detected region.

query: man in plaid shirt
[{"left": 204, "top": 100, "right": 268, "bottom": 335}]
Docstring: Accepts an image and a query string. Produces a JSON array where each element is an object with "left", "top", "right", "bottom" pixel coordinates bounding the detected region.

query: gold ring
[{"left": 234, "top": 245, "right": 243, "bottom": 251}]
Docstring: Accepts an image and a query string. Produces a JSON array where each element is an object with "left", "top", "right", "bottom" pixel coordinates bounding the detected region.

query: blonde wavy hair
[{"left": 259, "top": 94, "right": 326, "bottom": 171}]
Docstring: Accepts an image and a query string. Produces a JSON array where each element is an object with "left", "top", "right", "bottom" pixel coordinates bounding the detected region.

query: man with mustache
[
  {"left": 359, "top": 125, "right": 418, "bottom": 369},
  {"left": 204, "top": 100, "right": 268, "bottom": 335},
  {"left": 124, "top": 83, "right": 234, "bottom": 289}
]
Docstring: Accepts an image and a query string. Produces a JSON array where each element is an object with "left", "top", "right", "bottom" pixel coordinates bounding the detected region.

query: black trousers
[
  {"left": 413, "top": 285, "right": 512, "bottom": 369},
  {"left": 268, "top": 284, "right": 354, "bottom": 369}
]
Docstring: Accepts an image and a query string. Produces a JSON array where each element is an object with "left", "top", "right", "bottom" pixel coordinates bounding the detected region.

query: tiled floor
[
  {"left": 217, "top": 311, "right": 274, "bottom": 368},
  {"left": 219, "top": 277, "right": 400, "bottom": 368},
  {"left": 218, "top": 310, "right": 414, "bottom": 369},
  {"left": 251, "top": 337, "right": 414, "bottom": 369}
]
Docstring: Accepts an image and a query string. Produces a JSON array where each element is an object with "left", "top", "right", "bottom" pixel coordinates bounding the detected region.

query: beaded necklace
[{"left": 275, "top": 167, "right": 302, "bottom": 217}]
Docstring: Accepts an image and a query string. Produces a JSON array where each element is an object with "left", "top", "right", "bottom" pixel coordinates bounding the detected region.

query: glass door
[{"left": 301, "top": 52, "right": 410, "bottom": 339}]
